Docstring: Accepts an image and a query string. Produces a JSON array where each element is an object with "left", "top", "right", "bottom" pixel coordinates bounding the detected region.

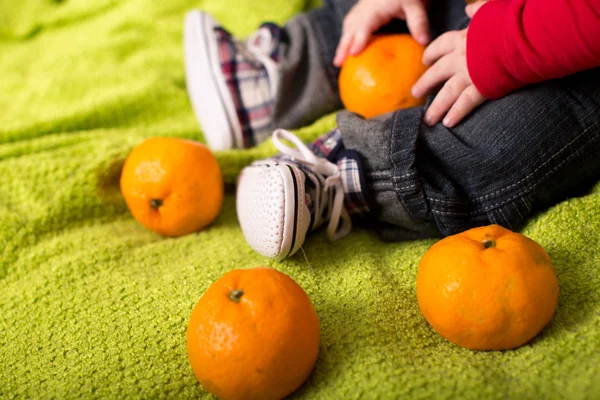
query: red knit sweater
[{"left": 466, "top": 0, "right": 600, "bottom": 99}]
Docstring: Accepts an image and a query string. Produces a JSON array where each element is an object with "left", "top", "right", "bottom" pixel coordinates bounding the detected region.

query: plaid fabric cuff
[
  {"left": 310, "top": 127, "right": 343, "bottom": 161},
  {"left": 310, "top": 128, "right": 371, "bottom": 216},
  {"left": 337, "top": 150, "right": 371, "bottom": 216},
  {"left": 275, "top": 127, "right": 372, "bottom": 217},
  {"left": 215, "top": 23, "right": 282, "bottom": 148}
]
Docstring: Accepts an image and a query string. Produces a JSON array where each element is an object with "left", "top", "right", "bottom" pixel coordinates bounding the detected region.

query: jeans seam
[
  {"left": 427, "top": 121, "right": 599, "bottom": 206},
  {"left": 429, "top": 131, "right": 598, "bottom": 217},
  {"left": 370, "top": 169, "right": 414, "bottom": 179},
  {"left": 389, "top": 110, "right": 432, "bottom": 224},
  {"left": 368, "top": 170, "right": 394, "bottom": 191}
]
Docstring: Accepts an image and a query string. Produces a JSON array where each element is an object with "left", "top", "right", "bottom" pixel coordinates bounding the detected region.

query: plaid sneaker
[
  {"left": 184, "top": 10, "right": 281, "bottom": 150},
  {"left": 236, "top": 129, "right": 372, "bottom": 259}
]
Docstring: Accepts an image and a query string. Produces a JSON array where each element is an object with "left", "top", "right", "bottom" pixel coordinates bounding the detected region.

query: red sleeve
[{"left": 466, "top": 0, "right": 600, "bottom": 99}]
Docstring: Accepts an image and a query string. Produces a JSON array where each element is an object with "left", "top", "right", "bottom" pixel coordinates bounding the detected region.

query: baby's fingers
[
  {"left": 334, "top": 4, "right": 370, "bottom": 67},
  {"left": 335, "top": 0, "right": 394, "bottom": 67},
  {"left": 334, "top": 34, "right": 355, "bottom": 67},
  {"left": 404, "top": 1, "right": 430, "bottom": 45},
  {"left": 348, "top": 30, "right": 370, "bottom": 56},
  {"left": 411, "top": 53, "right": 455, "bottom": 98},
  {"left": 422, "top": 31, "right": 461, "bottom": 66},
  {"left": 333, "top": 28, "right": 372, "bottom": 66},
  {"left": 423, "top": 75, "right": 467, "bottom": 126},
  {"left": 442, "top": 85, "right": 486, "bottom": 127}
]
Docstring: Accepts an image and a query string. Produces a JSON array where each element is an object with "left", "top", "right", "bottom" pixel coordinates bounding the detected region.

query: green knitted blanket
[{"left": 1, "top": 0, "right": 599, "bottom": 398}]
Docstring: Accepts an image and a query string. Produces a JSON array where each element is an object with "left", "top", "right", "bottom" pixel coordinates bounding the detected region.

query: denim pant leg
[
  {"left": 272, "top": 1, "right": 354, "bottom": 129},
  {"left": 272, "top": 12, "right": 343, "bottom": 130},
  {"left": 340, "top": 67, "right": 600, "bottom": 240}
]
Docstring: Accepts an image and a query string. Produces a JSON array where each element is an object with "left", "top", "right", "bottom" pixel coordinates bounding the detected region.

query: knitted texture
[{"left": 1, "top": 0, "right": 599, "bottom": 399}]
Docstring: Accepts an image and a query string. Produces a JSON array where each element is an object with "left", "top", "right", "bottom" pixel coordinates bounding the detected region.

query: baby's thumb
[
  {"left": 404, "top": 2, "right": 430, "bottom": 45},
  {"left": 334, "top": 34, "right": 353, "bottom": 67}
]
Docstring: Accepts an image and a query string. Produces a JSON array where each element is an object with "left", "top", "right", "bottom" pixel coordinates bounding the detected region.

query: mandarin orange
[
  {"left": 186, "top": 267, "right": 320, "bottom": 400},
  {"left": 339, "top": 34, "right": 428, "bottom": 119},
  {"left": 416, "top": 224, "right": 559, "bottom": 350},
  {"left": 120, "top": 137, "right": 223, "bottom": 237}
]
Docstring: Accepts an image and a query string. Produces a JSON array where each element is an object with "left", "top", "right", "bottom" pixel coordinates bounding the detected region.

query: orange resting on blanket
[
  {"left": 416, "top": 224, "right": 559, "bottom": 350},
  {"left": 186, "top": 267, "right": 320, "bottom": 400},
  {"left": 339, "top": 34, "right": 428, "bottom": 119},
  {"left": 120, "top": 137, "right": 223, "bottom": 237}
]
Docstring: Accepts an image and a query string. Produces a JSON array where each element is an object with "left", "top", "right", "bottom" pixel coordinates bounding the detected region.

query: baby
[{"left": 184, "top": 0, "right": 600, "bottom": 258}]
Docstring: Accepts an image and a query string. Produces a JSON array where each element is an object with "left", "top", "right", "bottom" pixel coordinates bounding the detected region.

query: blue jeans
[{"left": 275, "top": 0, "right": 600, "bottom": 240}]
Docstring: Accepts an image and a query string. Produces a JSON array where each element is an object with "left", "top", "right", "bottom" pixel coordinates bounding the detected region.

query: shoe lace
[
  {"left": 272, "top": 129, "right": 352, "bottom": 241},
  {"left": 246, "top": 27, "right": 279, "bottom": 98}
]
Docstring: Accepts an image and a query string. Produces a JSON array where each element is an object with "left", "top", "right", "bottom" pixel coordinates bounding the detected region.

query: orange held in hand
[
  {"left": 416, "top": 224, "right": 559, "bottom": 351},
  {"left": 120, "top": 137, "right": 223, "bottom": 237},
  {"left": 339, "top": 34, "right": 428, "bottom": 119},
  {"left": 186, "top": 267, "right": 320, "bottom": 400}
]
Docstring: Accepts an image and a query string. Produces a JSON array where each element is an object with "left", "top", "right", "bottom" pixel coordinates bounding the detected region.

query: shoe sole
[
  {"left": 184, "top": 10, "right": 243, "bottom": 150},
  {"left": 236, "top": 163, "right": 309, "bottom": 259}
]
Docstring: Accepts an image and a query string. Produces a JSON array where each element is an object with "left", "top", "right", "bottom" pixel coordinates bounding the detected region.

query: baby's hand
[
  {"left": 411, "top": 1, "right": 487, "bottom": 127},
  {"left": 333, "top": 0, "right": 430, "bottom": 67}
]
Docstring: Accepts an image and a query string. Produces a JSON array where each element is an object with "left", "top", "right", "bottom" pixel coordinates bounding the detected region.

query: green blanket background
[{"left": 1, "top": 0, "right": 599, "bottom": 398}]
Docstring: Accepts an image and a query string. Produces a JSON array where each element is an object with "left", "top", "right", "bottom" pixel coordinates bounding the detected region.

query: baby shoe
[
  {"left": 236, "top": 129, "right": 373, "bottom": 258},
  {"left": 184, "top": 10, "right": 281, "bottom": 150}
]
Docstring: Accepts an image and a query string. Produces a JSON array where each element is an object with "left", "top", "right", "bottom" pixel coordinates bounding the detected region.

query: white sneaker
[
  {"left": 236, "top": 129, "right": 352, "bottom": 258},
  {"left": 184, "top": 10, "right": 281, "bottom": 150}
]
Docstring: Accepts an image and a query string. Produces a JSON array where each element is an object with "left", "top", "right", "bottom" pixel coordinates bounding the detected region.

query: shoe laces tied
[
  {"left": 272, "top": 129, "right": 352, "bottom": 241},
  {"left": 247, "top": 27, "right": 279, "bottom": 97}
]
